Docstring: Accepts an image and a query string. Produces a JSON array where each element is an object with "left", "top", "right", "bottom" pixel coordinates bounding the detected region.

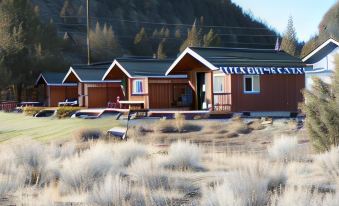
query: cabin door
[{"left": 196, "top": 72, "right": 206, "bottom": 110}]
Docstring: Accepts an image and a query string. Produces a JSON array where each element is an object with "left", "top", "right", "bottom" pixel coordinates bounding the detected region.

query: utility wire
[{"left": 53, "top": 15, "right": 275, "bottom": 30}]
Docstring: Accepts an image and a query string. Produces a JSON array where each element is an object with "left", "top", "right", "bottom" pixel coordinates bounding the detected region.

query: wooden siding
[
  {"left": 49, "top": 86, "right": 78, "bottom": 107},
  {"left": 149, "top": 83, "right": 172, "bottom": 108},
  {"left": 105, "top": 65, "right": 126, "bottom": 79},
  {"left": 78, "top": 83, "right": 85, "bottom": 107},
  {"left": 231, "top": 74, "right": 305, "bottom": 112},
  {"left": 64, "top": 72, "right": 79, "bottom": 83},
  {"left": 128, "top": 78, "right": 149, "bottom": 108},
  {"left": 84, "top": 83, "right": 123, "bottom": 108}
]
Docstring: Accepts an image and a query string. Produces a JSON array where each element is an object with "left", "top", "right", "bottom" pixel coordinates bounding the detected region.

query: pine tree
[
  {"left": 90, "top": 22, "right": 122, "bottom": 61},
  {"left": 77, "top": 5, "right": 85, "bottom": 23},
  {"left": 175, "top": 28, "right": 181, "bottom": 39},
  {"left": 152, "top": 29, "right": 159, "bottom": 38},
  {"left": 203, "top": 29, "right": 221, "bottom": 47},
  {"left": 0, "top": 0, "right": 65, "bottom": 101},
  {"left": 157, "top": 39, "right": 167, "bottom": 59},
  {"left": 107, "top": 25, "right": 122, "bottom": 57},
  {"left": 133, "top": 27, "right": 153, "bottom": 56},
  {"left": 302, "top": 54, "right": 339, "bottom": 152},
  {"left": 164, "top": 28, "right": 170, "bottom": 38},
  {"left": 60, "top": 0, "right": 76, "bottom": 23},
  {"left": 180, "top": 20, "right": 202, "bottom": 52},
  {"left": 281, "top": 16, "right": 297, "bottom": 56}
]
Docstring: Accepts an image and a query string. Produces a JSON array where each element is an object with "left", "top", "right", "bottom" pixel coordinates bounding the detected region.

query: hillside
[
  {"left": 301, "top": 1, "right": 339, "bottom": 57},
  {"left": 319, "top": 1, "right": 339, "bottom": 41},
  {"left": 30, "top": 0, "right": 278, "bottom": 63}
]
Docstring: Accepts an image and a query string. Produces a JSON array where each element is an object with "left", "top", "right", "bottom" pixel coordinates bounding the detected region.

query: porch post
[{"left": 210, "top": 71, "right": 214, "bottom": 111}]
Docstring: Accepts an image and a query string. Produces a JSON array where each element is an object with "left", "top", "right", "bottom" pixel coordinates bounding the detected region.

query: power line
[
  {"left": 57, "top": 29, "right": 277, "bottom": 38},
  {"left": 57, "top": 15, "right": 275, "bottom": 31}
]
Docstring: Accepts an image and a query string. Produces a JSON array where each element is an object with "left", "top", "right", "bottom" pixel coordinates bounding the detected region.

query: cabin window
[
  {"left": 243, "top": 75, "right": 260, "bottom": 93},
  {"left": 132, "top": 79, "right": 144, "bottom": 94},
  {"left": 213, "top": 76, "right": 224, "bottom": 93}
]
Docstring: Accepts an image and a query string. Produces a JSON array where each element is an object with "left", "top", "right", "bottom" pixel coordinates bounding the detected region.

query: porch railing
[
  {"left": 213, "top": 93, "right": 232, "bottom": 111},
  {"left": 0, "top": 101, "right": 17, "bottom": 112}
]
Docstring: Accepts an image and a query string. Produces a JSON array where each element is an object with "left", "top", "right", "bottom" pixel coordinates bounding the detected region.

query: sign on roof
[{"left": 220, "top": 66, "right": 305, "bottom": 75}]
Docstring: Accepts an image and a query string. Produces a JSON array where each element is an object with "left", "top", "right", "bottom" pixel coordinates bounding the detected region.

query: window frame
[
  {"left": 213, "top": 75, "right": 225, "bottom": 94},
  {"left": 243, "top": 75, "right": 260, "bottom": 94},
  {"left": 132, "top": 79, "right": 144, "bottom": 95}
]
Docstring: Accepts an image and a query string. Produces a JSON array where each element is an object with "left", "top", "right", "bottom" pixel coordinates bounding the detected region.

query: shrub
[
  {"left": 301, "top": 54, "right": 339, "bottom": 152},
  {"left": 201, "top": 160, "right": 285, "bottom": 206},
  {"left": 267, "top": 136, "right": 299, "bottom": 161},
  {"left": 127, "top": 158, "right": 169, "bottom": 190},
  {"left": 174, "top": 113, "right": 185, "bottom": 132},
  {"left": 202, "top": 171, "right": 270, "bottom": 206},
  {"left": 155, "top": 120, "right": 177, "bottom": 133},
  {"left": 48, "top": 141, "right": 76, "bottom": 160},
  {"left": 0, "top": 172, "right": 24, "bottom": 198},
  {"left": 312, "top": 146, "right": 339, "bottom": 186},
  {"left": 86, "top": 175, "right": 130, "bottom": 206},
  {"left": 23, "top": 107, "right": 46, "bottom": 116},
  {"left": 59, "top": 142, "right": 118, "bottom": 193},
  {"left": 227, "top": 116, "right": 251, "bottom": 134},
  {"left": 248, "top": 119, "right": 266, "bottom": 130},
  {"left": 269, "top": 187, "right": 339, "bottom": 206},
  {"left": 113, "top": 141, "right": 148, "bottom": 167},
  {"left": 74, "top": 128, "right": 103, "bottom": 142},
  {"left": 9, "top": 140, "right": 47, "bottom": 185},
  {"left": 161, "top": 141, "right": 203, "bottom": 171},
  {"left": 56, "top": 107, "right": 82, "bottom": 118}
]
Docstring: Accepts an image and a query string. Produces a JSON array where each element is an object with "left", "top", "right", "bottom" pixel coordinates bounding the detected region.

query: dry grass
[
  {"left": 0, "top": 138, "right": 337, "bottom": 205},
  {"left": 0, "top": 113, "right": 332, "bottom": 205},
  {"left": 129, "top": 116, "right": 265, "bottom": 146}
]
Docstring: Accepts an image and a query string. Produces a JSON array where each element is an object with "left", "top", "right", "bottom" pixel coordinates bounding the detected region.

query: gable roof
[
  {"left": 63, "top": 64, "right": 120, "bottom": 83},
  {"left": 35, "top": 72, "right": 76, "bottom": 86},
  {"left": 302, "top": 38, "right": 339, "bottom": 64},
  {"left": 103, "top": 58, "right": 186, "bottom": 80},
  {"left": 166, "top": 47, "right": 306, "bottom": 75}
]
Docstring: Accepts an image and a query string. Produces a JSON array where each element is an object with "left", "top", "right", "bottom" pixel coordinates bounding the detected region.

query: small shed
[
  {"left": 102, "top": 58, "right": 191, "bottom": 109},
  {"left": 63, "top": 64, "right": 123, "bottom": 108},
  {"left": 166, "top": 47, "right": 307, "bottom": 113},
  {"left": 35, "top": 72, "right": 78, "bottom": 107}
]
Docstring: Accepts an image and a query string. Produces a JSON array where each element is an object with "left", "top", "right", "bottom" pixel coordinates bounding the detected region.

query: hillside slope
[
  {"left": 319, "top": 1, "right": 339, "bottom": 40},
  {"left": 301, "top": 1, "right": 339, "bottom": 57},
  {"left": 30, "top": 0, "right": 278, "bottom": 63}
]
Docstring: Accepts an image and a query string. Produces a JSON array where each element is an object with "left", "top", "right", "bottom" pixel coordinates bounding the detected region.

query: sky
[{"left": 232, "top": 0, "right": 337, "bottom": 42}]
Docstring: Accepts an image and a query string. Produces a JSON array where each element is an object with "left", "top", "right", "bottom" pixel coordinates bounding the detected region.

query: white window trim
[
  {"left": 132, "top": 79, "right": 144, "bottom": 95},
  {"left": 243, "top": 75, "right": 260, "bottom": 94}
]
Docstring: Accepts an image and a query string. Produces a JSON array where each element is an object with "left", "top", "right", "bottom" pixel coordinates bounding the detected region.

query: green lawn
[{"left": 0, "top": 112, "right": 122, "bottom": 142}]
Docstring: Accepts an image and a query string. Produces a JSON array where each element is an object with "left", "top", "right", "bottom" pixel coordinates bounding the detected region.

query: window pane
[
  {"left": 213, "top": 76, "right": 224, "bottom": 93},
  {"left": 245, "top": 77, "right": 252, "bottom": 92},
  {"left": 133, "top": 80, "right": 143, "bottom": 94}
]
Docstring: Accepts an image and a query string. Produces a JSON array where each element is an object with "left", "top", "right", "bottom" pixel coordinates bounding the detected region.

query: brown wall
[
  {"left": 48, "top": 86, "right": 78, "bottom": 107},
  {"left": 231, "top": 74, "right": 305, "bottom": 112},
  {"left": 128, "top": 78, "right": 149, "bottom": 108},
  {"left": 84, "top": 83, "right": 123, "bottom": 108},
  {"left": 148, "top": 78, "right": 190, "bottom": 109}
]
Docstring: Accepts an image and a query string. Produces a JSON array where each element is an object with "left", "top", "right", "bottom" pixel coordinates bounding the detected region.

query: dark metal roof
[
  {"left": 116, "top": 58, "right": 174, "bottom": 77},
  {"left": 37, "top": 72, "right": 67, "bottom": 85},
  {"left": 71, "top": 64, "right": 110, "bottom": 81},
  {"left": 189, "top": 47, "right": 306, "bottom": 67},
  {"left": 303, "top": 41, "right": 338, "bottom": 64}
]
